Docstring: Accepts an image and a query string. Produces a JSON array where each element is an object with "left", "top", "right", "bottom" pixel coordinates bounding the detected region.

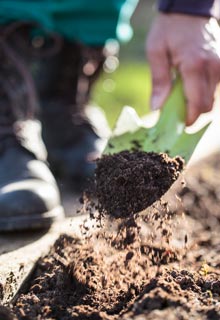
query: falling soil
[
  {"left": 3, "top": 152, "right": 220, "bottom": 320},
  {"left": 94, "top": 151, "right": 184, "bottom": 218}
]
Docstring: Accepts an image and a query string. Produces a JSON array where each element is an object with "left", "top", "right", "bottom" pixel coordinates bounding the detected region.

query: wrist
[{"left": 158, "top": 0, "right": 220, "bottom": 20}]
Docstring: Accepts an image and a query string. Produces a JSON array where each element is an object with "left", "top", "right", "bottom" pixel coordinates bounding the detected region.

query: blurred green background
[{"left": 91, "top": 0, "right": 156, "bottom": 128}]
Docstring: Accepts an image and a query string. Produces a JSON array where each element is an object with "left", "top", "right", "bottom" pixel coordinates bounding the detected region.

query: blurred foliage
[
  {"left": 120, "top": 0, "right": 155, "bottom": 61},
  {"left": 91, "top": 1, "right": 156, "bottom": 128},
  {"left": 91, "top": 62, "right": 152, "bottom": 128}
]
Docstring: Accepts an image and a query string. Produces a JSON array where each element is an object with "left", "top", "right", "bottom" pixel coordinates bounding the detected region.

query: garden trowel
[
  {"left": 103, "top": 78, "right": 211, "bottom": 163},
  {"left": 94, "top": 78, "right": 212, "bottom": 217}
]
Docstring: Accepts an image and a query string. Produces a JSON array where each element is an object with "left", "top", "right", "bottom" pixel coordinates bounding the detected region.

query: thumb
[{"left": 147, "top": 46, "right": 172, "bottom": 110}]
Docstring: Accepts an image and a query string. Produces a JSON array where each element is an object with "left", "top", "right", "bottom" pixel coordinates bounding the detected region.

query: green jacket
[{"left": 0, "top": 0, "right": 139, "bottom": 45}]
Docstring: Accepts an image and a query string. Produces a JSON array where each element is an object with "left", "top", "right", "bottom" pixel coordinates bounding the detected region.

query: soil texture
[
  {"left": 95, "top": 151, "right": 184, "bottom": 218},
  {"left": 3, "top": 152, "right": 220, "bottom": 320}
]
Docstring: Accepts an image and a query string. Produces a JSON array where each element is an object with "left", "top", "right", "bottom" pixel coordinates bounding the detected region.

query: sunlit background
[{"left": 91, "top": 0, "right": 156, "bottom": 128}]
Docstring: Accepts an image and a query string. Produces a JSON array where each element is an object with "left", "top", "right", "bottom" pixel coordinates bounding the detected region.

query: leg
[
  {"left": 0, "top": 23, "right": 64, "bottom": 231},
  {"left": 32, "top": 39, "right": 105, "bottom": 190}
]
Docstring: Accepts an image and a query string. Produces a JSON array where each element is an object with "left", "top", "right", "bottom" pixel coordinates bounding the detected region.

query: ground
[{"left": 1, "top": 152, "right": 219, "bottom": 320}]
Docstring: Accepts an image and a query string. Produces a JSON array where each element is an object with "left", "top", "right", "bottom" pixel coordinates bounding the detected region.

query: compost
[
  {"left": 2, "top": 152, "right": 220, "bottom": 320},
  {"left": 95, "top": 151, "right": 184, "bottom": 218}
]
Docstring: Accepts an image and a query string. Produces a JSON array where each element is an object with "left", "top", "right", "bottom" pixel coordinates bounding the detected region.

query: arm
[{"left": 146, "top": 1, "right": 220, "bottom": 125}]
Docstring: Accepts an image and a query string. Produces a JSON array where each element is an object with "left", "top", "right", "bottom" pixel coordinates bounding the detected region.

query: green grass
[{"left": 91, "top": 62, "right": 152, "bottom": 128}]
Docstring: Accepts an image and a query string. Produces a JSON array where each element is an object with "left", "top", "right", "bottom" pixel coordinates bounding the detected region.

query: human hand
[{"left": 146, "top": 14, "right": 220, "bottom": 125}]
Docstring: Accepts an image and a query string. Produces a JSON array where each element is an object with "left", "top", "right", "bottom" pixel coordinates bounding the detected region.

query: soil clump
[{"left": 95, "top": 151, "right": 184, "bottom": 218}]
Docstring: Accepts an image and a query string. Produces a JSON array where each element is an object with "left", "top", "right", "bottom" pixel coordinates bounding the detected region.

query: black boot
[
  {"left": 31, "top": 39, "right": 105, "bottom": 190},
  {"left": 0, "top": 24, "right": 64, "bottom": 231}
]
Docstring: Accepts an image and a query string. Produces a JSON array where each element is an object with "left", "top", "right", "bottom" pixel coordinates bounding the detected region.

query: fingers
[
  {"left": 207, "top": 56, "right": 220, "bottom": 101},
  {"left": 147, "top": 42, "right": 172, "bottom": 111},
  {"left": 180, "top": 56, "right": 220, "bottom": 125},
  {"left": 180, "top": 62, "right": 209, "bottom": 125},
  {"left": 146, "top": 14, "right": 220, "bottom": 125}
]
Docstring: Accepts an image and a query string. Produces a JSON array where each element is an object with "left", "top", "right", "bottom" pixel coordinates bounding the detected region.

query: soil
[
  {"left": 2, "top": 152, "right": 220, "bottom": 320},
  {"left": 94, "top": 151, "right": 184, "bottom": 218}
]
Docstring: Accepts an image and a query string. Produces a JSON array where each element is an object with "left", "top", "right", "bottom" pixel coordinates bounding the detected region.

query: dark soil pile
[
  {"left": 12, "top": 201, "right": 181, "bottom": 320},
  {"left": 11, "top": 216, "right": 220, "bottom": 320},
  {"left": 11, "top": 231, "right": 182, "bottom": 320},
  {"left": 5, "top": 152, "right": 220, "bottom": 320},
  {"left": 95, "top": 151, "right": 184, "bottom": 218},
  {"left": 0, "top": 305, "right": 15, "bottom": 320}
]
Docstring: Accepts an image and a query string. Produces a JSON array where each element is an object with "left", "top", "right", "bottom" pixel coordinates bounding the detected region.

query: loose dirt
[
  {"left": 2, "top": 152, "right": 220, "bottom": 320},
  {"left": 95, "top": 151, "right": 184, "bottom": 218}
]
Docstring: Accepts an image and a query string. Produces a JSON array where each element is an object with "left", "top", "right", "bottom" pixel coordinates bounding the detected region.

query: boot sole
[{"left": 0, "top": 206, "right": 65, "bottom": 231}]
